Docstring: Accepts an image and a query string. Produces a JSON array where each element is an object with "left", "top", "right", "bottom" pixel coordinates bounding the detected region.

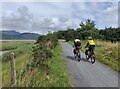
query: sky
[{"left": 1, "top": 0, "right": 119, "bottom": 34}]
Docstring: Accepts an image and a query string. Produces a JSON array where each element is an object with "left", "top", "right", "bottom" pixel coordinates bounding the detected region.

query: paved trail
[{"left": 60, "top": 42, "right": 119, "bottom": 87}]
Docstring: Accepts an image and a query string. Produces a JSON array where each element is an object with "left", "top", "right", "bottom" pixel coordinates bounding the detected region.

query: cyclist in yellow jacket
[{"left": 85, "top": 36, "right": 95, "bottom": 56}]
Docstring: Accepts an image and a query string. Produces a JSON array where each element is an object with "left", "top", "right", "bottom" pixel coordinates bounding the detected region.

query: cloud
[
  {"left": 2, "top": 5, "right": 33, "bottom": 31},
  {"left": 95, "top": 3, "right": 118, "bottom": 28},
  {"left": 2, "top": 5, "right": 76, "bottom": 34},
  {"left": 1, "top": 2, "right": 118, "bottom": 34}
]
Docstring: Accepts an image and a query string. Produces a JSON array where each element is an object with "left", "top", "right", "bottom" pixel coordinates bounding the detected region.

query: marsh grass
[{"left": 0, "top": 41, "right": 34, "bottom": 51}]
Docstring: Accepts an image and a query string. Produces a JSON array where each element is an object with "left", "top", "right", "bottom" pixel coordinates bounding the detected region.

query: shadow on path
[{"left": 66, "top": 55, "right": 91, "bottom": 63}]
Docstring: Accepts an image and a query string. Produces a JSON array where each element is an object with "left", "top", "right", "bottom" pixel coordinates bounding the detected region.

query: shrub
[{"left": 31, "top": 33, "right": 58, "bottom": 68}]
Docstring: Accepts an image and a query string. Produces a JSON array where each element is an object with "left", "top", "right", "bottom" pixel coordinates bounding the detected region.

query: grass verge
[{"left": 25, "top": 44, "right": 72, "bottom": 87}]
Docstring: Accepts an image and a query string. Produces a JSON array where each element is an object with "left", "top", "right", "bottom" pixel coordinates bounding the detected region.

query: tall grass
[
  {"left": 2, "top": 41, "right": 34, "bottom": 87},
  {"left": 95, "top": 40, "right": 119, "bottom": 72},
  {"left": 2, "top": 53, "right": 32, "bottom": 87}
]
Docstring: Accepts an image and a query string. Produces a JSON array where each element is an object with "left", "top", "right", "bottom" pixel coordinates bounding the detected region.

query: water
[
  {"left": 0, "top": 51, "right": 8, "bottom": 56},
  {"left": 0, "top": 51, "right": 2, "bottom": 56},
  {"left": 0, "top": 51, "right": 8, "bottom": 62}
]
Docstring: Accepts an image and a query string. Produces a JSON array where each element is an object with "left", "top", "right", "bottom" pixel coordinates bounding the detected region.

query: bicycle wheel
[
  {"left": 86, "top": 51, "right": 90, "bottom": 60},
  {"left": 78, "top": 52, "right": 81, "bottom": 61},
  {"left": 91, "top": 56, "right": 95, "bottom": 64}
]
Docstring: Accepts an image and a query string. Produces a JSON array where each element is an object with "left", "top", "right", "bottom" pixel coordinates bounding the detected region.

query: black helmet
[{"left": 88, "top": 36, "right": 93, "bottom": 40}]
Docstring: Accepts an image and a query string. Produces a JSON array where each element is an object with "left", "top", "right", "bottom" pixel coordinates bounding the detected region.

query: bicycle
[
  {"left": 85, "top": 48, "right": 95, "bottom": 64},
  {"left": 73, "top": 46, "right": 82, "bottom": 61}
]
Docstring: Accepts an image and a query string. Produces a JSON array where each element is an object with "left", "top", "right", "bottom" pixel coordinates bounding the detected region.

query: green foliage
[
  {"left": 64, "top": 28, "right": 76, "bottom": 41},
  {"left": 31, "top": 43, "right": 52, "bottom": 67},
  {"left": 99, "top": 27, "right": 120, "bottom": 42},
  {"left": 55, "top": 19, "right": 120, "bottom": 42},
  {"left": 56, "top": 19, "right": 99, "bottom": 41},
  {"left": 31, "top": 33, "right": 58, "bottom": 68},
  {"left": 79, "top": 19, "right": 96, "bottom": 30}
]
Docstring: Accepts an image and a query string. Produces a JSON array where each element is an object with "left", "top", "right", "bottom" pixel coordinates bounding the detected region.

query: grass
[
  {"left": 2, "top": 53, "right": 32, "bottom": 87},
  {"left": 47, "top": 44, "right": 72, "bottom": 87},
  {"left": 2, "top": 42, "right": 71, "bottom": 87},
  {"left": 20, "top": 44, "right": 72, "bottom": 87},
  {"left": 68, "top": 40, "right": 119, "bottom": 72},
  {"left": 0, "top": 41, "right": 34, "bottom": 51},
  {"left": 2, "top": 41, "right": 34, "bottom": 87},
  {"left": 94, "top": 40, "right": 119, "bottom": 72},
  {"left": 1, "top": 41, "right": 34, "bottom": 62}
]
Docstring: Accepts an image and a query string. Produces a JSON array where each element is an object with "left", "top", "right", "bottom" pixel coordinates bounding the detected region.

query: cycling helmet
[
  {"left": 75, "top": 39, "right": 80, "bottom": 42},
  {"left": 88, "top": 36, "right": 93, "bottom": 40}
]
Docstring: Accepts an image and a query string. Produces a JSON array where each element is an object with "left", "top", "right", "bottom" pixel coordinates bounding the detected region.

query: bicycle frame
[{"left": 74, "top": 46, "right": 81, "bottom": 61}]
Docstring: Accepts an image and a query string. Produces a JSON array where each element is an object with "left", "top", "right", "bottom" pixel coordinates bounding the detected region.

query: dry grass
[{"left": 95, "top": 40, "right": 119, "bottom": 72}]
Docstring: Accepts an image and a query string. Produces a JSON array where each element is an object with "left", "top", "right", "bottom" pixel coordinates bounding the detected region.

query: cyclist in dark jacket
[{"left": 73, "top": 39, "right": 81, "bottom": 54}]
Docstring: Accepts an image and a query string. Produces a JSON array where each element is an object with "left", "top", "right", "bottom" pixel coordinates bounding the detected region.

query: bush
[{"left": 31, "top": 33, "right": 58, "bottom": 68}]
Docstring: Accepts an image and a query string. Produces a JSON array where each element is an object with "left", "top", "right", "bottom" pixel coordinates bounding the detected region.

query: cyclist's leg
[
  {"left": 89, "top": 45, "right": 95, "bottom": 58},
  {"left": 85, "top": 48, "right": 88, "bottom": 55},
  {"left": 73, "top": 48, "right": 76, "bottom": 54},
  {"left": 91, "top": 45, "right": 95, "bottom": 54},
  {"left": 88, "top": 46, "right": 92, "bottom": 57}
]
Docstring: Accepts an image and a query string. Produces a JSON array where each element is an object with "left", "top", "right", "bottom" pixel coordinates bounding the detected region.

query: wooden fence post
[{"left": 11, "top": 52, "right": 16, "bottom": 86}]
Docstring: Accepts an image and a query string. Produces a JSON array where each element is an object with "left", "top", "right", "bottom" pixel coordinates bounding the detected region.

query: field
[
  {"left": 68, "top": 40, "right": 119, "bottom": 72},
  {"left": 1, "top": 41, "right": 34, "bottom": 86},
  {"left": 0, "top": 41, "right": 35, "bottom": 51},
  {"left": 1, "top": 41, "right": 71, "bottom": 87}
]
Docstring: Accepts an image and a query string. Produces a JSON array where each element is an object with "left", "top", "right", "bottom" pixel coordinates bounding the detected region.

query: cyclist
[
  {"left": 85, "top": 37, "right": 95, "bottom": 59},
  {"left": 73, "top": 39, "right": 81, "bottom": 55}
]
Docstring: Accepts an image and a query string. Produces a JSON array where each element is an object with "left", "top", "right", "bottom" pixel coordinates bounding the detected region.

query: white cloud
[
  {"left": 1, "top": 2, "right": 118, "bottom": 34},
  {"left": 2, "top": 5, "right": 33, "bottom": 32},
  {"left": 2, "top": 5, "right": 77, "bottom": 34},
  {"left": 95, "top": 3, "right": 118, "bottom": 28}
]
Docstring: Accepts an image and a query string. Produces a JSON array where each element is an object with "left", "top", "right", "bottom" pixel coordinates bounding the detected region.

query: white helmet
[
  {"left": 75, "top": 39, "right": 80, "bottom": 42},
  {"left": 88, "top": 36, "right": 93, "bottom": 40}
]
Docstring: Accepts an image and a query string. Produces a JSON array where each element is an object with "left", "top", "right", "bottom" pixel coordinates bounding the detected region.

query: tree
[
  {"left": 77, "top": 19, "right": 98, "bottom": 39},
  {"left": 79, "top": 19, "right": 96, "bottom": 31}
]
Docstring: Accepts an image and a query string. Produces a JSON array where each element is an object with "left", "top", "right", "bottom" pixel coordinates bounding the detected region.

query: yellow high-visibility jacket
[{"left": 88, "top": 40, "right": 95, "bottom": 45}]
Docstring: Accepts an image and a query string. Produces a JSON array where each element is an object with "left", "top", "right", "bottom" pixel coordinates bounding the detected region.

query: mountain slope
[{"left": 0, "top": 30, "right": 40, "bottom": 40}]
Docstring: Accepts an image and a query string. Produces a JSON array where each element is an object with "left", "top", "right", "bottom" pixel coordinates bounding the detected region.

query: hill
[{"left": 0, "top": 30, "right": 40, "bottom": 40}]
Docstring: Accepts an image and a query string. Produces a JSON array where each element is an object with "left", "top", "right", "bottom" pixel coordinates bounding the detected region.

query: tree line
[{"left": 53, "top": 19, "right": 120, "bottom": 42}]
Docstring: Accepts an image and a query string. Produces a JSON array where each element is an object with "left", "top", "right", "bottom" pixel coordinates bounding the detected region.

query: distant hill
[{"left": 0, "top": 30, "right": 40, "bottom": 40}]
